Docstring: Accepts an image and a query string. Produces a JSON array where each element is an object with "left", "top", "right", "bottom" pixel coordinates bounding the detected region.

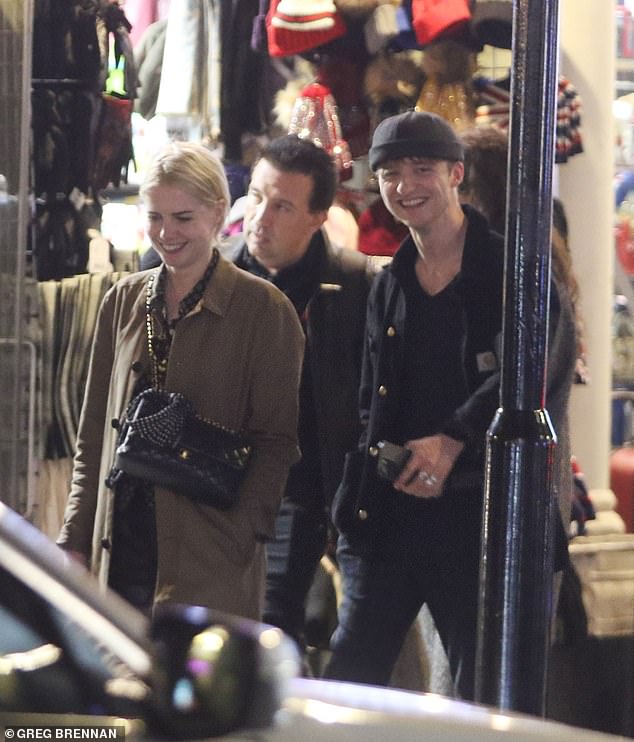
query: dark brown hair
[{"left": 458, "top": 125, "right": 508, "bottom": 234}]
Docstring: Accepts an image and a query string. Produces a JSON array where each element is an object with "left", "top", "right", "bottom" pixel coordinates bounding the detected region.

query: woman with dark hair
[
  {"left": 458, "top": 125, "right": 509, "bottom": 234},
  {"left": 458, "top": 124, "right": 583, "bottom": 526}
]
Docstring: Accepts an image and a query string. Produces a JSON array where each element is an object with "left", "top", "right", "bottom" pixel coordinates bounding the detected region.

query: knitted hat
[
  {"left": 411, "top": 0, "right": 471, "bottom": 46},
  {"left": 267, "top": 0, "right": 347, "bottom": 57},
  {"left": 368, "top": 110, "right": 464, "bottom": 170},
  {"left": 288, "top": 81, "right": 354, "bottom": 181}
]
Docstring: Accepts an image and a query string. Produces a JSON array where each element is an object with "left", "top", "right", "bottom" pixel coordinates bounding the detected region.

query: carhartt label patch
[{"left": 476, "top": 351, "right": 498, "bottom": 373}]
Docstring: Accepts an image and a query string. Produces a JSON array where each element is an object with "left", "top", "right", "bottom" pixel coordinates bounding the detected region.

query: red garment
[
  {"left": 266, "top": 0, "right": 347, "bottom": 57},
  {"left": 357, "top": 198, "right": 409, "bottom": 257},
  {"left": 411, "top": 0, "right": 471, "bottom": 46},
  {"left": 288, "top": 82, "right": 354, "bottom": 181}
]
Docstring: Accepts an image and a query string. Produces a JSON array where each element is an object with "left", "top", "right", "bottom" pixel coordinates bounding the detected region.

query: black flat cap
[{"left": 369, "top": 110, "right": 464, "bottom": 171}]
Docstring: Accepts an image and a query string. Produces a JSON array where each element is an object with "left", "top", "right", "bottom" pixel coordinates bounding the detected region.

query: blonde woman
[{"left": 58, "top": 141, "right": 304, "bottom": 619}]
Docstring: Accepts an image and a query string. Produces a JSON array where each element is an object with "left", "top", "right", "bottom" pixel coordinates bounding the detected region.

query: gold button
[
  {"left": 386, "top": 326, "right": 396, "bottom": 337},
  {"left": 369, "top": 446, "right": 378, "bottom": 457},
  {"left": 378, "top": 385, "right": 387, "bottom": 396},
  {"left": 179, "top": 449, "right": 190, "bottom": 460},
  {"left": 357, "top": 509, "right": 368, "bottom": 521}
]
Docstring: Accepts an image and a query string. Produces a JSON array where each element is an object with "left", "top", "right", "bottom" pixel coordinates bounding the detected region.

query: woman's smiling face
[{"left": 143, "top": 184, "right": 223, "bottom": 274}]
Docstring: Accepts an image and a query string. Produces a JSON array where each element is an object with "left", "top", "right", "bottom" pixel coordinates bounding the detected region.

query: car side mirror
[{"left": 146, "top": 604, "right": 299, "bottom": 739}]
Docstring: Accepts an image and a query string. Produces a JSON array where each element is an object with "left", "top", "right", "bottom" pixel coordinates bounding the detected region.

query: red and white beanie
[{"left": 267, "top": 0, "right": 347, "bottom": 57}]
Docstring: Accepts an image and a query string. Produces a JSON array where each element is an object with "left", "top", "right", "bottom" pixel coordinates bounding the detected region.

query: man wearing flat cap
[{"left": 323, "top": 110, "right": 506, "bottom": 699}]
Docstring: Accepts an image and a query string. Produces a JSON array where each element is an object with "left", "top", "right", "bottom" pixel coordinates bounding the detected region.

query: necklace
[{"left": 415, "top": 224, "right": 465, "bottom": 294}]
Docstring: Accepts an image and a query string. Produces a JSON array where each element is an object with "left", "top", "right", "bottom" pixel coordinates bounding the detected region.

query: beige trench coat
[{"left": 58, "top": 256, "right": 304, "bottom": 620}]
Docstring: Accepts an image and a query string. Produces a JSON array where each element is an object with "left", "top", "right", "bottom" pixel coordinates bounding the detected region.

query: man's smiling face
[{"left": 377, "top": 157, "right": 464, "bottom": 233}]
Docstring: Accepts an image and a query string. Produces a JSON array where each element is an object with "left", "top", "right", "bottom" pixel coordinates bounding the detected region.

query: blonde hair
[{"left": 140, "top": 141, "right": 230, "bottom": 230}]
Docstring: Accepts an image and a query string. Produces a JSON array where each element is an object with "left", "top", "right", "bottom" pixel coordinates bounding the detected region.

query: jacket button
[
  {"left": 131, "top": 360, "right": 143, "bottom": 373},
  {"left": 369, "top": 446, "right": 378, "bottom": 457},
  {"left": 386, "top": 326, "right": 396, "bottom": 337},
  {"left": 357, "top": 509, "right": 368, "bottom": 521},
  {"left": 101, "top": 538, "right": 111, "bottom": 550},
  {"left": 378, "top": 385, "right": 388, "bottom": 396}
]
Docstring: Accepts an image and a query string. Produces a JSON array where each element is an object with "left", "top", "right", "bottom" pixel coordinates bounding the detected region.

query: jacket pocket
[{"left": 332, "top": 449, "right": 366, "bottom": 536}]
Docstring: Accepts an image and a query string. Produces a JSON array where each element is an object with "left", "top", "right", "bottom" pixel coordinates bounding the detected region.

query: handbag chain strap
[
  {"left": 145, "top": 272, "right": 163, "bottom": 390},
  {"left": 143, "top": 271, "right": 245, "bottom": 438}
]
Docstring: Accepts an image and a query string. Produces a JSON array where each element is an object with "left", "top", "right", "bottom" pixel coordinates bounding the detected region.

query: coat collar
[
  {"left": 229, "top": 228, "right": 344, "bottom": 292},
  {"left": 198, "top": 253, "right": 240, "bottom": 317},
  {"left": 389, "top": 204, "right": 502, "bottom": 290},
  {"left": 145, "top": 253, "right": 241, "bottom": 320}
]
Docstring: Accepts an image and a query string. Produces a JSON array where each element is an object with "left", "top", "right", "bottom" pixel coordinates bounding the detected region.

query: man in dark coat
[
  {"left": 227, "top": 135, "right": 375, "bottom": 654},
  {"left": 324, "top": 111, "right": 572, "bottom": 700}
]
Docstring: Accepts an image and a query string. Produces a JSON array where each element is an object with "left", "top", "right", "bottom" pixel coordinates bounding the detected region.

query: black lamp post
[{"left": 475, "top": 0, "right": 560, "bottom": 716}]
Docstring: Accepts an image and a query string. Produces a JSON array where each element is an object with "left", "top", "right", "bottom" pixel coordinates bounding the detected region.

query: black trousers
[{"left": 263, "top": 499, "right": 328, "bottom": 649}]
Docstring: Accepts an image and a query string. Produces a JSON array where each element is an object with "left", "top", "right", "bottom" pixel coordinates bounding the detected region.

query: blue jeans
[{"left": 324, "top": 521, "right": 481, "bottom": 700}]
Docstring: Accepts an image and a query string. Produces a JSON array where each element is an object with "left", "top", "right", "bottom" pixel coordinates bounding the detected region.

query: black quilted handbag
[{"left": 109, "top": 388, "right": 251, "bottom": 510}]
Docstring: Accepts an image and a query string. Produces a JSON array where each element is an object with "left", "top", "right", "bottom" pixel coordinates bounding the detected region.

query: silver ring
[{"left": 418, "top": 471, "right": 436, "bottom": 486}]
